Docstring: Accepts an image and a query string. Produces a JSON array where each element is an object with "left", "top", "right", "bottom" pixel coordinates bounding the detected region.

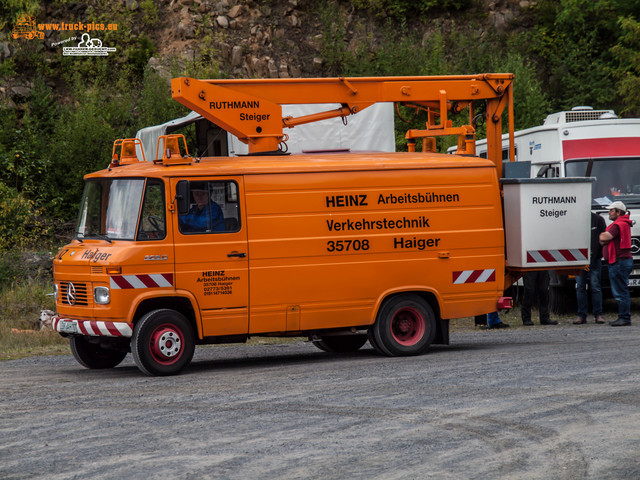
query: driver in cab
[{"left": 179, "top": 182, "right": 225, "bottom": 233}]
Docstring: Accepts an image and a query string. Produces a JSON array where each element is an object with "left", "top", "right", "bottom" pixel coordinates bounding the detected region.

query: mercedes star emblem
[{"left": 66, "top": 282, "right": 76, "bottom": 305}]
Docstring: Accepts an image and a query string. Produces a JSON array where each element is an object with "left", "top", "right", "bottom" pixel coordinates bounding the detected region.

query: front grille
[
  {"left": 59, "top": 281, "right": 89, "bottom": 306},
  {"left": 91, "top": 266, "right": 103, "bottom": 274}
]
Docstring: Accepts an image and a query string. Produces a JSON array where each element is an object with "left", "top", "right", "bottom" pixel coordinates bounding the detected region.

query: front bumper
[{"left": 52, "top": 316, "right": 133, "bottom": 337}]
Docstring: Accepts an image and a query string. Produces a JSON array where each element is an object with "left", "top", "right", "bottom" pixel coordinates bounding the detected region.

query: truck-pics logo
[
  {"left": 11, "top": 15, "right": 44, "bottom": 40},
  {"left": 63, "top": 33, "right": 116, "bottom": 56}
]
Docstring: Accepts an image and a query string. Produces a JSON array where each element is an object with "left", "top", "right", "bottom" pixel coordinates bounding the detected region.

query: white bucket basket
[{"left": 501, "top": 178, "right": 595, "bottom": 268}]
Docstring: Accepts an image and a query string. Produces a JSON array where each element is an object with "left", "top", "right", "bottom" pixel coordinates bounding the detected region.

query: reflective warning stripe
[
  {"left": 526, "top": 249, "right": 588, "bottom": 264},
  {"left": 110, "top": 273, "right": 173, "bottom": 289},
  {"left": 52, "top": 316, "right": 133, "bottom": 337},
  {"left": 452, "top": 269, "right": 496, "bottom": 284}
]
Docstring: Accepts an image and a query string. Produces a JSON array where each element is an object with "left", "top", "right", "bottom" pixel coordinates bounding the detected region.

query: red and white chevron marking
[
  {"left": 110, "top": 273, "right": 173, "bottom": 290},
  {"left": 526, "top": 249, "right": 588, "bottom": 264},
  {"left": 52, "top": 317, "right": 133, "bottom": 337},
  {"left": 452, "top": 269, "right": 496, "bottom": 284}
]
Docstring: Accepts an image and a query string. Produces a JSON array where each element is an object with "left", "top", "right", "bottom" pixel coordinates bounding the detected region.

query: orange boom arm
[{"left": 171, "top": 74, "right": 515, "bottom": 176}]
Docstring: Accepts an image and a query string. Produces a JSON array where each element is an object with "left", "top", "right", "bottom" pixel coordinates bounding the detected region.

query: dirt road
[{"left": 2, "top": 322, "right": 640, "bottom": 479}]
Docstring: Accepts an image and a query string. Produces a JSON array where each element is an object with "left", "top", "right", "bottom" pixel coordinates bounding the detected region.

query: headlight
[
  {"left": 94, "top": 286, "right": 110, "bottom": 305},
  {"left": 54, "top": 283, "right": 58, "bottom": 301}
]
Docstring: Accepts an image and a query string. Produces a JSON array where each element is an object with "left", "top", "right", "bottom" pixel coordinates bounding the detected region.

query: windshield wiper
[
  {"left": 79, "top": 233, "right": 113, "bottom": 243},
  {"left": 94, "top": 234, "right": 113, "bottom": 243}
]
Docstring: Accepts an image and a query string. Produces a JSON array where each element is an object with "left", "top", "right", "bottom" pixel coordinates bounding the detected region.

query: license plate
[
  {"left": 58, "top": 320, "right": 78, "bottom": 334},
  {"left": 628, "top": 278, "right": 640, "bottom": 287}
]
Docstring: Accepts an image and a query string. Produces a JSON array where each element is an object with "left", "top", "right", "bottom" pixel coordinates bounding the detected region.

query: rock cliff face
[
  {"left": 138, "top": 0, "right": 531, "bottom": 80},
  {"left": 1, "top": 0, "right": 532, "bottom": 102},
  {"left": 152, "top": 0, "right": 327, "bottom": 79}
]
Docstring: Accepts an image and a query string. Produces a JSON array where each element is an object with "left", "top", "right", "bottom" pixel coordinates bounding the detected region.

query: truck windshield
[
  {"left": 76, "top": 179, "right": 145, "bottom": 241},
  {"left": 565, "top": 157, "right": 640, "bottom": 207}
]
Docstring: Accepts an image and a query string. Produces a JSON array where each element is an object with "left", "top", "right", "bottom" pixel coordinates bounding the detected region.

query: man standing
[
  {"left": 574, "top": 212, "right": 607, "bottom": 324},
  {"left": 521, "top": 271, "right": 557, "bottom": 326},
  {"left": 600, "top": 201, "right": 633, "bottom": 326}
]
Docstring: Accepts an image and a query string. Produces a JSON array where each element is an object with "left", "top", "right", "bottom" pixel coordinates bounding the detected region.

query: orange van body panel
[{"left": 54, "top": 151, "right": 505, "bottom": 341}]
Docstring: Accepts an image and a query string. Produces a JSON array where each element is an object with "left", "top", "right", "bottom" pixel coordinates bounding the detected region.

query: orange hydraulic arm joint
[
  {"left": 171, "top": 77, "right": 284, "bottom": 153},
  {"left": 171, "top": 74, "right": 515, "bottom": 166}
]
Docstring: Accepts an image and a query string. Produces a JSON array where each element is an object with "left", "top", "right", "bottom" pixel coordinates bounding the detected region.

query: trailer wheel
[
  {"left": 373, "top": 294, "right": 436, "bottom": 356},
  {"left": 70, "top": 336, "right": 127, "bottom": 369},
  {"left": 132, "top": 309, "right": 195, "bottom": 376},
  {"left": 312, "top": 335, "right": 368, "bottom": 353}
]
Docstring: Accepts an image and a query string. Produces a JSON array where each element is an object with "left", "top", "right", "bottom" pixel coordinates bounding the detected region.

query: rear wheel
[
  {"left": 373, "top": 294, "right": 436, "bottom": 356},
  {"left": 367, "top": 328, "right": 391, "bottom": 355},
  {"left": 70, "top": 336, "right": 128, "bottom": 369},
  {"left": 132, "top": 309, "right": 195, "bottom": 376},
  {"left": 312, "top": 335, "right": 368, "bottom": 353}
]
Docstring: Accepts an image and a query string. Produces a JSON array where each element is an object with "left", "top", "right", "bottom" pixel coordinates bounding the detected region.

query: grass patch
[{"left": 0, "top": 279, "right": 67, "bottom": 360}]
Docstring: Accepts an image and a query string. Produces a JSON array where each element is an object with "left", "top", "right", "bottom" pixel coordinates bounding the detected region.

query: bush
[{"left": 0, "top": 182, "right": 51, "bottom": 252}]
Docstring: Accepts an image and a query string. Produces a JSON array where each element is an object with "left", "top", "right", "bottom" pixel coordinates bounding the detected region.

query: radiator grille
[{"left": 59, "top": 282, "right": 89, "bottom": 306}]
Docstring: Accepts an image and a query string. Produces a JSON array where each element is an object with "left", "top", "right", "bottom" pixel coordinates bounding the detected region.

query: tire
[
  {"left": 312, "top": 335, "right": 368, "bottom": 353},
  {"left": 367, "top": 328, "right": 391, "bottom": 356},
  {"left": 70, "top": 336, "right": 128, "bottom": 369},
  {"left": 132, "top": 309, "right": 195, "bottom": 376},
  {"left": 372, "top": 294, "right": 436, "bottom": 357}
]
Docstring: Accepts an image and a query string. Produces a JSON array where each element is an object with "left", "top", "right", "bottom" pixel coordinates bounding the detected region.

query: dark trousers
[{"left": 522, "top": 271, "right": 550, "bottom": 324}]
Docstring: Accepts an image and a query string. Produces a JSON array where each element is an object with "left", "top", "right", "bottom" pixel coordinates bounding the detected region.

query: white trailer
[{"left": 467, "top": 107, "right": 640, "bottom": 312}]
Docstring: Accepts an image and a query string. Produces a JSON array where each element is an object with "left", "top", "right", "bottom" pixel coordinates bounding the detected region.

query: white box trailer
[{"left": 461, "top": 107, "right": 640, "bottom": 312}]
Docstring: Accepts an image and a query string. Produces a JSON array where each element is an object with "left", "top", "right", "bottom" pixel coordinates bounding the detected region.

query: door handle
[{"left": 227, "top": 252, "right": 247, "bottom": 258}]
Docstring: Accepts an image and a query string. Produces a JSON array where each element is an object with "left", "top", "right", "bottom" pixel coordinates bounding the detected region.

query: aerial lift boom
[{"left": 171, "top": 74, "right": 515, "bottom": 177}]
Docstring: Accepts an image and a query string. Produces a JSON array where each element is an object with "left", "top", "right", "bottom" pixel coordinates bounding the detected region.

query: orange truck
[{"left": 51, "top": 75, "right": 593, "bottom": 375}]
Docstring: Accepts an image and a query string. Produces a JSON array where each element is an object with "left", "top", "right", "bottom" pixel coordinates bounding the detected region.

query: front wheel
[
  {"left": 70, "top": 336, "right": 128, "bottom": 369},
  {"left": 372, "top": 294, "right": 436, "bottom": 356},
  {"left": 132, "top": 309, "right": 195, "bottom": 376},
  {"left": 312, "top": 334, "right": 368, "bottom": 353}
]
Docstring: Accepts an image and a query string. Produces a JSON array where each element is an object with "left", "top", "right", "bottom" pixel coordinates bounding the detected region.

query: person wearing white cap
[{"left": 599, "top": 201, "right": 633, "bottom": 326}]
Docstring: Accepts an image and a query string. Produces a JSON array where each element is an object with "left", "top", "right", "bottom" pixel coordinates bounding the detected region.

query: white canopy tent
[{"left": 135, "top": 103, "right": 395, "bottom": 161}]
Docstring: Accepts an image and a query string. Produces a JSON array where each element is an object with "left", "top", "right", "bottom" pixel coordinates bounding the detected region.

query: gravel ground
[{"left": 2, "top": 320, "right": 640, "bottom": 480}]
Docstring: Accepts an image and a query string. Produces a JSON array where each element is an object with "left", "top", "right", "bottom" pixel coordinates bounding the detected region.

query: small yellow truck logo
[{"left": 12, "top": 15, "right": 44, "bottom": 40}]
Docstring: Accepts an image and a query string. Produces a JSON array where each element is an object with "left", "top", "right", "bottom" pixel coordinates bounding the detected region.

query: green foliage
[
  {"left": 350, "top": 0, "right": 471, "bottom": 18},
  {"left": 127, "top": 35, "right": 156, "bottom": 76},
  {"left": 0, "top": 182, "right": 51, "bottom": 251},
  {"left": 523, "top": 0, "right": 630, "bottom": 112},
  {"left": 140, "top": 0, "right": 159, "bottom": 28},
  {"left": 0, "top": 0, "right": 41, "bottom": 25},
  {"left": 610, "top": 16, "right": 640, "bottom": 116}
]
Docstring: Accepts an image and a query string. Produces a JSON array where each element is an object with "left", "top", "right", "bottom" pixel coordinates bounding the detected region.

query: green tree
[{"left": 610, "top": 16, "right": 640, "bottom": 116}]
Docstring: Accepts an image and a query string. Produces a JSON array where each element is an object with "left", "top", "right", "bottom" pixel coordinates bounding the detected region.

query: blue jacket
[{"left": 179, "top": 203, "right": 225, "bottom": 233}]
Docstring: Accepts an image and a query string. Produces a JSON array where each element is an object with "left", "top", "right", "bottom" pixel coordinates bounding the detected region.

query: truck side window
[
  {"left": 137, "top": 179, "right": 166, "bottom": 241},
  {"left": 178, "top": 180, "right": 241, "bottom": 234}
]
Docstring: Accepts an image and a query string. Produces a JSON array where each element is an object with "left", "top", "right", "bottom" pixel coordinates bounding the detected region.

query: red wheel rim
[
  {"left": 391, "top": 307, "right": 425, "bottom": 346},
  {"left": 149, "top": 323, "right": 184, "bottom": 365}
]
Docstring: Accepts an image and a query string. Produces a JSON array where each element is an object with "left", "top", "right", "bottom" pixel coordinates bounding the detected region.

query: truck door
[{"left": 171, "top": 177, "right": 249, "bottom": 337}]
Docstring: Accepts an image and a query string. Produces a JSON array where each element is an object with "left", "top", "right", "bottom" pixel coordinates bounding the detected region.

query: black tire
[
  {"left": 132, "top": 309, "right": 195, "bottom": 376},
  {"left": 70, "top": 336, "right": 127, "bottom": 369},
  {"left": 373, "top": 294, "right": 436, "bottom": 357},
  {"left": 312, "top": 335, "right": 368, "bottom": 353},
  {"left": 367, "top": 328, "right": 391, "bottom": 356}
]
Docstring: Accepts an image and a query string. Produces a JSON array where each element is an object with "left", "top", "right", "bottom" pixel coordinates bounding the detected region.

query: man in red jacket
[{"left": 600, "top": 201, "right": 634, "bottom": 326}]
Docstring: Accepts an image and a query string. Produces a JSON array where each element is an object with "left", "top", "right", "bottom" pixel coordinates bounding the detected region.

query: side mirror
[{"left": 176, "top": 181, "right": 190, "bottom": 215}]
